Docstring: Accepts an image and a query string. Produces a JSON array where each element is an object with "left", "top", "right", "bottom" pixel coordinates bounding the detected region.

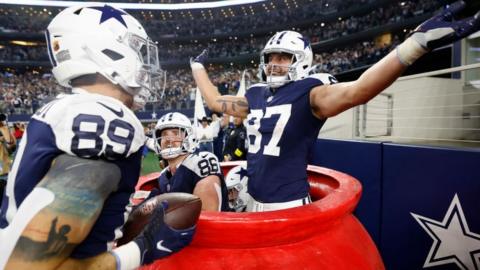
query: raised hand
[
  {"left": 190, "top": 49, "right": 209, "bottom": 70},
  {"left": 397, "top": 1, "right": 480, "bottom": 65},
  {"left": 411, "top": 1, "right": 480, "bottom": 50}
]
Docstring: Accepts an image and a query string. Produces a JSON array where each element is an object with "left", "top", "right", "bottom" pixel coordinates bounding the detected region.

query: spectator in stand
[
  {"left": 222, "top": 115, "right": 247, "bottom": 161},
  {"left": 0, "top": 114, "right": 14, "bottom": 178},
  {"left": 12, "top": 122, "right": 24, "bottom": 142}
]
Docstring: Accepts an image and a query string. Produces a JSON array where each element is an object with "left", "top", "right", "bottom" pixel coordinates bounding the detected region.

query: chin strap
[
  {"left": 160, "top": 147, "right": 183, "bottom": 160},
  {"left": 266, "top": 75, "right": 290, "bottom": 88}
]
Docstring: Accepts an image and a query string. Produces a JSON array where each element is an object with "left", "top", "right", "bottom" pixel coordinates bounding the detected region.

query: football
[{"left": 117, "top": 192, "right": 202, "bottom": 246}]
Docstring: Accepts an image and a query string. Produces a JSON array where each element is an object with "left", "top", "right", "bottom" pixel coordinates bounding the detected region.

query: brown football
[{"left": 117, "top": 192, "right": 202, "bottom": 246}]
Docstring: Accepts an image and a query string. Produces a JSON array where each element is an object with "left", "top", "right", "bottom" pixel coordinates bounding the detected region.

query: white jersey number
[
  {"left": 198, "top": 157, "right": 219, "bottom": 177},
  {"left": 71, "top": 114, "right": 135, "bottom": 159},
  {"left": 247, "top": 104, "right": 291, "bottom": 157}
]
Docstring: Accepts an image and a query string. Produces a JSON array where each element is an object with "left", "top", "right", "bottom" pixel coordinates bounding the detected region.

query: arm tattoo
[
  {"left": 11, "top": 154, "right": 122, "bottom": 262},
  {"left": 216, "top": 98, "right": 248, "bottom": 113},
  {"left": 14, "top": 217, "right": 74, "bottom": 261},
  {"left": 221, "top": 100, "right": 227, "bottom": 113},
  {"left": 236, "top": 100, "right": 248, "bottom": 107}
]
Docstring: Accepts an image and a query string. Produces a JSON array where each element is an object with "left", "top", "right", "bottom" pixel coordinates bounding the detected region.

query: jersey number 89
[{"left": 71, "top": 114, "right": 135, "bottom": 159}]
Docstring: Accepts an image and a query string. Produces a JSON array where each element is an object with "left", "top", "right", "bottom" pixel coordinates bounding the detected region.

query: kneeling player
[
  {"left": 225, "top": 164, "right": 250, "bottom": 212},
  {"left": 153, "top": 112, "right": 230, "bottom": 212}
]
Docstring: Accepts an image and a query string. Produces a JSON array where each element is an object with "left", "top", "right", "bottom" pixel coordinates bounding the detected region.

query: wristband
[
  {"left": 191, "top": 62, "right": 205, "bottom": 71},
  {"left": 396, "top": 37, "right": 428, "bottom": 66},
  {"left": 111, "top": 241, "right": 142, "bottom": 270}
]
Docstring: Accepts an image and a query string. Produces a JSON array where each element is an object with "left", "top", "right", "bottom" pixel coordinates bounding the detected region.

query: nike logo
[
  {"left": 156, "top": 240, "right": 172, "bottom": 253},
  {"left": 97, "top": 102, "right": 124, "bottom": 117}
]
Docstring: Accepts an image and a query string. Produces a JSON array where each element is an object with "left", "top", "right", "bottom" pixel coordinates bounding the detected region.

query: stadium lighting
[
  {"left": 0, "top": 0, "right": 267, "bottom": 10},
  {"left": 10, "top": 40, "right": 41, "bottom": 46}
]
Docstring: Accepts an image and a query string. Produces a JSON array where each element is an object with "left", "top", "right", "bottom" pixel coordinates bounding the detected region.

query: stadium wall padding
[
  {"left": 311, "top": 139, "right": 383, "bottom": 246},
  {"left": 312, "top": 139, "right": 480, "bottom": 270}
]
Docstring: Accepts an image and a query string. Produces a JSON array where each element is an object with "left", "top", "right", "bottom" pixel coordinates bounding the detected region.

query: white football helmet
[
  {"left": 225, "top": 164, "right": 249, "bottom": 212},
  {"left": 154, "top": 112, "right": 196, "bottom": 159},
  {"left": 46, "top": 4, "right": 162, "bottom": 109},
  {"left": 259, "top": 30, "right": 313, "bottom": 88}
]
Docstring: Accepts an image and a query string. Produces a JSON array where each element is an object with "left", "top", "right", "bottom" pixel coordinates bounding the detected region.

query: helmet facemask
[
  {"left": 125, "top": 32, "right": 164, "bottom": 106},
  {"left": 228, "top": 184, "right": 245, "bottom": 211},
  {"left": 156, "top": 127, "right": 189, "bottom": 160},
  {"left": 260, "top": 52, "right": 297, "bottom": 88},
  {"left": 153, "top": 112, "right": 197, "bottom": 160}
]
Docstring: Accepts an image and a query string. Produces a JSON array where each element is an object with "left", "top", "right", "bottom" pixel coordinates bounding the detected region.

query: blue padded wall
[
  {"left": 380, "top": 143, "right": 480, "bottom": 270},
  {"left": 311, "top": 138, "right": 383, "bottom": 245}
]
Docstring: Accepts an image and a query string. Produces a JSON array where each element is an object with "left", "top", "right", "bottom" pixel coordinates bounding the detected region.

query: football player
[
  {"left": 152, "top": 112, "right": 230, "bottom": 212},
  {"left": 225, "top": 164, "right": 249, "bottom": 212},
  {"left": 190, "top": 1, "right": 480, "bottom": 212},
  {"left": 0, "top": 5, "right": 196, "bottom": 269}
]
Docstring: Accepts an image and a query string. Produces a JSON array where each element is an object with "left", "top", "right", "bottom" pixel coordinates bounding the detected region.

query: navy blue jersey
[
  {"left": 0, "top": 91, "right": 145, "bottom": 258},
  {"left": 244, "top": 73, "right": 336, "bottom": 203},
  {"left": 157, "top": 151, "right": 230, "bottom": 211}
]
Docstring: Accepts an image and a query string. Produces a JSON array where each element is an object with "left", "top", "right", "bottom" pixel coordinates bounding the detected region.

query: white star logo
[
  {"left": 411, "top": 194, "right": 480, "bottom": 270},
  {"left": 151, "top": 112, "right": 157, "bottom": 119}
]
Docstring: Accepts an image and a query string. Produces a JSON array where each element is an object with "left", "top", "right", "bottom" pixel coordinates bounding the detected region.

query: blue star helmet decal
[
  {"left": 235, "top": 167, "right": 248, "bottom": 180},
  {"left": 298, "top": 36, "right": 310, "bottom": 49},
  {"left": 90, "top": 5, "right": 127, "bottom": 28}
]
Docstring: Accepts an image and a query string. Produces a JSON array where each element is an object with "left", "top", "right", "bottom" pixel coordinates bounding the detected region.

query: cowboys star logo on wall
[{"left": 411, "top": 194, "right": 480, "bottom": 270}]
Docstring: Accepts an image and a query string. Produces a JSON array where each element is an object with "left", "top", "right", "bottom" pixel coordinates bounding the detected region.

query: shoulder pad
[
  {"left": 306, "top": 73, "right": 338, "bottom": 85},
  {"left": 32, "top": 93, "right": 145, "bottom": 158},
  {"left": 198, "top": 151, "right": 219, "bottom": 160},
  {"left": 182, "top": 152, "right": 221, "bottom": 177},
  {"left": 248, "top": 83, "right": 268, "bottom": 90}
]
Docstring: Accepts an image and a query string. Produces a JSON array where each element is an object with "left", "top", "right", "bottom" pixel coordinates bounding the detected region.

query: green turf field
[
  {"left": 141, "top": 151, "right": 161, "bottom": 175},
  {"left": 8, "top": 151, "right": 160, "bottom": 176}
]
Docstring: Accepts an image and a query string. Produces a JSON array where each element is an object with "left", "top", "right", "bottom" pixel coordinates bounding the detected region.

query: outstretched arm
[
  {"left": 310, "top": 1, "right": 480, "bottom": 119},
  {"left": 310, "top": 51, "right": 406, "bottom": 118},
  {"left": 191, "top": 50, "right": 249, "bottom": 118}
]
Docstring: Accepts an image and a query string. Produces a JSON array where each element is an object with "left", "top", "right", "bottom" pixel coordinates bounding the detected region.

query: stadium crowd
[
  {"left": 0, "top": 0, "right": 446, "bottom": 113},
  {"left": 0, "top": 0, "right": 375, "bottom": 34},
  {"left": 0, "top": 0, "right": 439, "bottom": 62},
  {"left": 0, "top": 36, "right": 399, "bottom": 113}
]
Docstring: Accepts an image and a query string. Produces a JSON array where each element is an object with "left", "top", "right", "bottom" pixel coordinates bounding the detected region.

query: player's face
[
  {"left": 266, "top": 52, "right": 292, "bottom": 76},
  {"left": 228, "top": 188, "right": 239, "bottom": 202},
  {"left": 160, "top": 128, "right": 185, "bottom": 149}
]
